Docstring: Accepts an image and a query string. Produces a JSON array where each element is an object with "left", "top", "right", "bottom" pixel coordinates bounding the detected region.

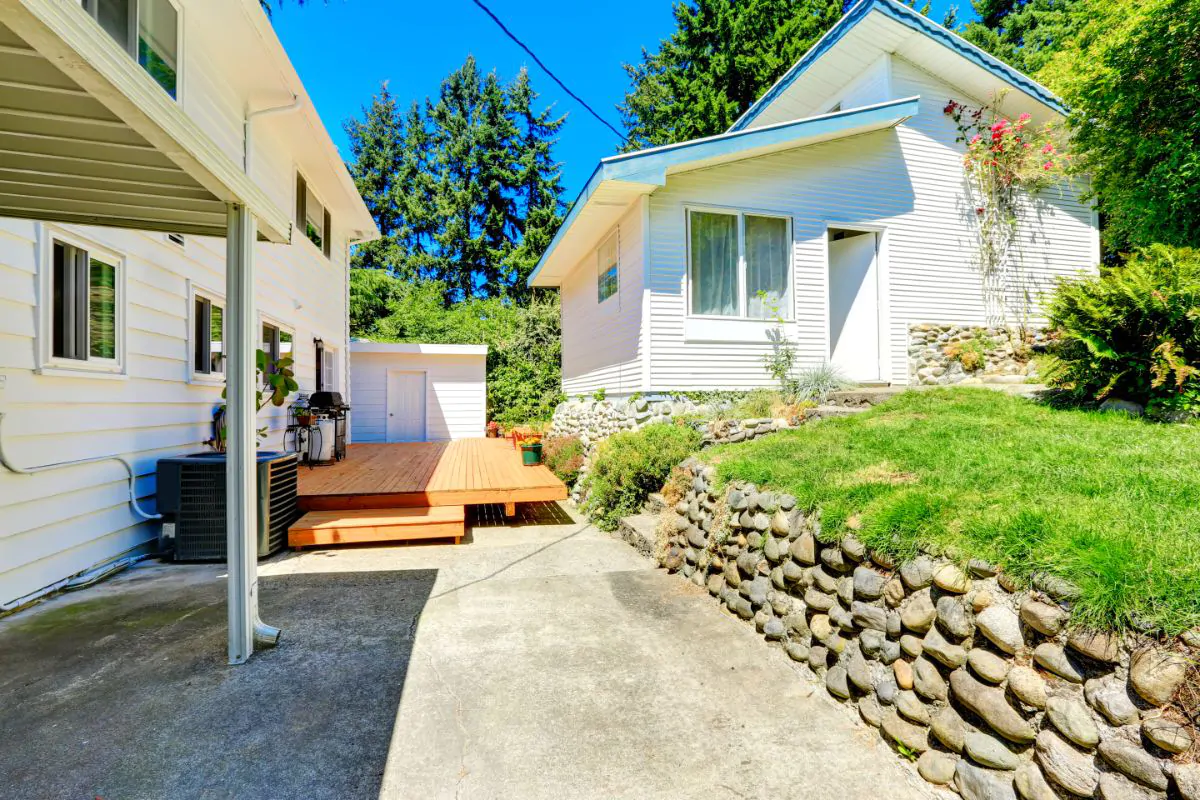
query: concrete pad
[{"left": 0, "top": 502, "right": 937, "bottom": 800}]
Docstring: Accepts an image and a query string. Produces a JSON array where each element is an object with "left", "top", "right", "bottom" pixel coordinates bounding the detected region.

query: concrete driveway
[{"left": 0, "top": 503, "right": 936, "bottom": 800}]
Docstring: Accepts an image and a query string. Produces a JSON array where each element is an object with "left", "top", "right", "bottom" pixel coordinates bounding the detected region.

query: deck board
[{"left": 297, "top": 439, "right": 567, "bottom": 511}]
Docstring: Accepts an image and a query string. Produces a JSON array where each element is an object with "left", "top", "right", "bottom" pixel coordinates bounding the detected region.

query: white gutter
[{"left": 244, "top": 94, "right": 302, "bottom": 176}]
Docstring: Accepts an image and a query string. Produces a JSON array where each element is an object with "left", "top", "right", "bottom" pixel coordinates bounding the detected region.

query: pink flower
[
  {"left": 970, "top": 133, "right": 982, "bottom": 145},
  {"left": 1017, "top": 113, "right": 1032, "bottom": 124},
  {"left": 1042, "top": 143, "right": 1055, "bottom": 154},
  {"left": 991, "top": 120, "right": 1009, "bottom": 132},
  {"left": 1043, "top": 162, "right": 1054, "bottom": 170}
]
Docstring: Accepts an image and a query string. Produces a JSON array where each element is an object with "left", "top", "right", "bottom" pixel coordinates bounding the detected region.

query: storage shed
[{"left": 349, "top": 342, "right": 488, "bottom": 443}]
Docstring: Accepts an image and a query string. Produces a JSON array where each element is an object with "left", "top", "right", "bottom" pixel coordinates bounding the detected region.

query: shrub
[
  {"left": 944, "top": 332, "right": 991, "bottom": 373},
  {"left": 1044, "top": 244, "right": 1200, "bottom": 418},
  {"left": 583, "top": 422, "right": 703, "bottom": 531},
  {"left": 542, "top": 435, "right": 585, "bottom": 487},
  {"left": 795, "top": 362, "right": 854, "bottom": 404}
]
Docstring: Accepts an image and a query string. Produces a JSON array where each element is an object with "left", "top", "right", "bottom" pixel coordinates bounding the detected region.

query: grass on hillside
[{"left": 706, "top": 389, "right": 1200, "bottom": 635}]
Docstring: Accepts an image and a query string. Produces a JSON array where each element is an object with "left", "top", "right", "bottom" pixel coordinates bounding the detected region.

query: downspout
[{"left": 244, "top": 95, "right": 302, "bottom": 175}]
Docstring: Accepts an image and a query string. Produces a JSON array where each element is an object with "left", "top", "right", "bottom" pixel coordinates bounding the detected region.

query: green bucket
[{"left": 520, "top": 442, "right": 543, "bottom": 466}]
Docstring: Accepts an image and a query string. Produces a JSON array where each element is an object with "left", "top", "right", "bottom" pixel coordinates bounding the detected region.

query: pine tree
[{"left": 958, "top": 0, "right": 1085, "bottom": 75}]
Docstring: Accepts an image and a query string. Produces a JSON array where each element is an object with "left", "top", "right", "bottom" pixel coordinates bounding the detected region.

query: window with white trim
[
  {"left": 318, "top": 345, "right": 338, "bottom": 392},
  {"left": 43, "top": 236, "right": 124, "bottom": 372},
  {"left": 295, "top": 173, "right": 332, "bottom": 258},
  {"left": 597, "top": 231, "right": 619, "bottom": 303},
  {"left": 191, "top": 290, "right": 224, "bottom": 378},
  {"left": 81, "top": 0, "right": 180, "bottom": 99},
  {"left": 261, "top": 322, "right": 293, "bottom": 386},
  {"left": 687, "top": 209, "right": 792, "bottom": 319}
]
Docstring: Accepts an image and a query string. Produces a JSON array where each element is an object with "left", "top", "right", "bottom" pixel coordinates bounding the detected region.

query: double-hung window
[
  {"left": 80, "top": 0, "right": 180, "bottom": 99},
  {"left": 44, "top": 236, "right": 124, "bottom": 373},
  {"left": 295, "top": 174, "right": 332, "bottom": 258},
  {"left": 597, "top": 232, "right": 619, "bottom": 303},
  {"left": 688, "top": 209, "right": 792, "bottom": 320},
  {"left": 192, "top": 291, "right": 224, "bottom": 378}
]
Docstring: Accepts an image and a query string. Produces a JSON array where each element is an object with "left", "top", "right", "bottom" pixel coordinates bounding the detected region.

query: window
[
  {"left": 47, "top": 239, "right": 121, "bottom": 368},
  {"left": 82, "top": 0, "right": 179, "bottom": 98},
  {"left": 597, "top": 232, "right": 619, "bottom": 303},
  {"left": 295, "top": 173, "right": 332, "bottom": 258},
  {"left": 688, "top": 209, "right": 791, "bottom": 319},
  {"left": 262, "top": 322, "right": 293, "bottom": 372},
  {"left": 192, "top": 293, "right": 223, "bottom": 377},
  {"left": 316, "top": 343, "right": 338, "bottom": 392}
]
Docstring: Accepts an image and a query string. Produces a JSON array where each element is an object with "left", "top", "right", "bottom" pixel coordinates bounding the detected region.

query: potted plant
[
  {"left": 205, "top": 349, "right": 299, "bottom": 452},
  {"left": 294, "top": 398, "right": 315, "bottom": 428},
  {"left": 486, "top": 420, "right": 500, "bottom": 438},
  {"left": 519, "top": 437, "right": 543, "bottom": 466}
]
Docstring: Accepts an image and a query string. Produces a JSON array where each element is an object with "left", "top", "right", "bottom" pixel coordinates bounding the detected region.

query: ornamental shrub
[
  {"left": 541, "top": 435, "right": 585, "bottom": 487},
  {"left": 1044, "top": 244, "right": 1200, "bottom": 418},
  {"left": 583, "top": 422, "right": 703, "bottom": 531}
]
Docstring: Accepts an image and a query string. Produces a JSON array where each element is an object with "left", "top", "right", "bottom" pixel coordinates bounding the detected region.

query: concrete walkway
[{"left": 0, "top": 503, "right": 937, "bottom": 800}]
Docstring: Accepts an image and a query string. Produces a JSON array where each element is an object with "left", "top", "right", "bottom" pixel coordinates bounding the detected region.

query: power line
[{"left": 465, "top": 0, "right": 628, "bottom": 143}]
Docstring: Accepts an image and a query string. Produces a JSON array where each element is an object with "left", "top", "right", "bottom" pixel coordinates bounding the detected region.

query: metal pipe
[
  {"left": 0, "top": 553, "right": 152, "bottom": 615},
  {"left": 0, "top": 411, "right": 161, "bottom": 521}
]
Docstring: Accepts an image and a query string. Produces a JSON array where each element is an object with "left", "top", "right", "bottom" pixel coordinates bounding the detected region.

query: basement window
[{"left": 81, "top": 0, "right": 180, "bottom": 99}]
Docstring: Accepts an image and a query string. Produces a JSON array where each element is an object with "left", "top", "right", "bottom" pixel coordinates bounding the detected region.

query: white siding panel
[
  {"left": 349, "top": 351, "right": 486, "bottom": 442},
  {"left": 559, "top": 199, "right": 645, "bottom": 396}
]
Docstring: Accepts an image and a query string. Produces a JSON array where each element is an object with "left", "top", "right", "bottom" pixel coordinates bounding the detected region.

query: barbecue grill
[{"left": 288, "top": 391, "right": 348, "bottom": 464}]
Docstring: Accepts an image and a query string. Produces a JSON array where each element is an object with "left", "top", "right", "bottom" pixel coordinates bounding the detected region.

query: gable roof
[
  {"left": 730, "top": 0, "right": 1065, "bottom": 133},
  {"left": 527, "top": 96, "right": 918, "bottom": 288}
]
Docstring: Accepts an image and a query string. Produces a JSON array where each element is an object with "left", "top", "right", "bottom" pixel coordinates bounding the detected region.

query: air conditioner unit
[{"left": 156, "top": 451, "right": 300, "bottom": 561}]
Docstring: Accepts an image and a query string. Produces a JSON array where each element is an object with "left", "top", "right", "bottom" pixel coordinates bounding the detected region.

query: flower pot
[
  {"left": 520, "top": 442, "right": 543, "bottom": 466},
  {"left": 297, "top": 414, "right": 315, "bottom": 427}
]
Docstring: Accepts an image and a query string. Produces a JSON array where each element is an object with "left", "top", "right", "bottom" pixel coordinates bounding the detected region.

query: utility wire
[{"left": 466, "top": 0, "right": 628, "bottom": 143}]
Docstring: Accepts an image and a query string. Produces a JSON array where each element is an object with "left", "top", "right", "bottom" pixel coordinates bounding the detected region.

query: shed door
[
  {"left": 386, "top": 370, "right": 426, "bottom": 442},
  {"left": 828, "top": 231, "right": 881, "bottom": 382}
]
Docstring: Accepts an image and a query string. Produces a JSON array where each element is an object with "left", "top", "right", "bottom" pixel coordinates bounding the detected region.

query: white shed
[{"left": 349, "top": 342, "right": 488, "bottom": 442}]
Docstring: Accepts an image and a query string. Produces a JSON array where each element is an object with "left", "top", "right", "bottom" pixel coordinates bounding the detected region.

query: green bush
[
  {"left": 583, "top": 422, "right": 703, "bottom": 531},
  {"left": 1044, "top": 245, "right": 1200, "bottom": 418},
  {"left": 542, "top": 435, "right": 584, "bottom": 487}
]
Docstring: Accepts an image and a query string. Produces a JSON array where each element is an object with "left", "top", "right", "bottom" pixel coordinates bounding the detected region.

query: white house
[
  {"left": 529, "top": 0, "right": 1099, "bottom": 396},
  {"left": 349, "top": 342, "right": 488, "bottom": 443},
  {"left": 0, "top": 0, "right": 377, "bottom": 641}
]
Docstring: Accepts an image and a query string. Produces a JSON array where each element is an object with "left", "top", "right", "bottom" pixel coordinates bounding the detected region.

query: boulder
[
  {"left": 825, "top": 665, "right": 851, "bottom": 699},
  {"left": 883, "top": 578, "right": 906, "bottom": 607},
  {"left": 1045, "top": 696, "right": 1099, "bottom": 749},
  {"left": 967, "top": 649, "right": 1010, "bottom": 684},
  {"left": 1035, "top": 730, "right": 1099, "bottom": 797},
  {"left": 950, "top": 669, "right": 1037, "bottom": 744},
  {"left": 853, "top": 565, "right": 888, "bottom": 600},
  {"left": 931, "top": 704, "right": 969, "bottom": 752},
  {"left": 1067, "top": 630, "right": 1121, "bottom": 664},
  {"left": 1033, "top": 643, "right": 1085, "bottom": 683},
  {"left": 934, "top": 563, "right": 972, "bottom": 593},
  {"left": 1098, "top": 772, "right": 1167, "bottom": 800},
  {"left": 1013, "top": 764, "right": 1058, "bottom": 800},
  {"left": 1097, "top": 737, "right": 1167, "bottom": 791},
  {"left": 893, "top": 659, "right": 913, "bottom": 690},
  {"left": 976, "top": 605, "right": 1025, "bottom": 655},
  {"left": 1142, "top": 717, "right": 1193, "bottom": 754},
  {"left": 1129, "top": 648, "right": 1189, "bottom": 706},
  {"left": 1006, "top": 666, "right": 1047, "bottom": 709},
  {"left": 954, "top": 760, "right": 1017, "bottom": 800},
  {"left": 880, "top": 707, "right": 930, "bottom": 753},
  {"left": 901, "top": 589, "right": 937, "bottom": 633},
  {"left": 918, "top": 751, "right": 958, "bottom": 786},
  {"left": 1175, "top": 763, "right": 1200, "bottom": 800},
  {"left": 859, "top": 693, "right": 884, "bottom": 727},
  {"left": 1020, "top": 599, "right": 1069, "bottom": 637},
  {"left": 913, "top": 656, "right": 949, "bottom": 701},
  {"left": 851, "top": 601, "right": 888, "bottom": 632},
  {"left": 900, "top": 556, "right": 936, "bottom": 591},
  {"left": 897, "top": 689, "right": 931, "bottom": 725},
  {"left": 938, "top": 595, "right": 976, "bottom": 639},
  {"left": 924, "top": 626, "right": 968, "bottom": 668},
  {"left": 965, "top": 732, "right": 1021, "bottom": 770},
  {"left": 1084, "top": 676, "right": 1140, "bottom": 726},
  {"left": 789, "top": 532, "right": 816, "bottom": 565}
]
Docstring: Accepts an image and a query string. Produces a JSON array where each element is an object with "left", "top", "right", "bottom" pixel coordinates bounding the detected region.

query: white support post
[{"left": 225, "top": 203, "right": 280, "bottom": 664}]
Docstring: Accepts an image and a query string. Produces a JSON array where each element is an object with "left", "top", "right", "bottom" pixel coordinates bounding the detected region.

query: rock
[
  {"left": 853, "top": 565, "right": 888, "bottom": 600},
  {"left": 769, "top": 509, "right": 789, "bottom": 536},
  {"left": 846, "top": 646, "right": 873, "bottom": 693},
  {"left": 706, "top": 573, "right": 724, "bottom": 596},
  {"left": 977, "top": 606, "right": 1025, "bottom": 655},
  {"left": 879, "top": 639, "right": 902, "bottom": 665},
  {"left": 900, "top": 634, "right": 924, "bottom": 658},
  {"left": 969, "top": 559, "right": 999, "bottom": 578},
  {"left": 1067, "top": 630, "right": 1121, "bottom": 664},
  {"left": 881, "top": 708, "right": 930, "bottom": 754},
  {"left": 968, "top": 649, "right": 1010, "bottom": 684},
  {"left": 785, "top": 611, "right": 810, "bottom": 638},
  {"left": 808, "top": 645, "right": 828, "bottom": 672},
  {"left": 736, "top": 551, "right": 760, "bottom": 576},
  {"left": 886, "top": 610, "right": 902, "bottom": 638},
  {"left": 841, "top": 534, "right": 866, "bottom": 561},
  {"left": 954, "top": 760, "right": 1017, "bottom": 800},
  {"left": 913, "top": 656, "right": 949, "bottom": 701},
  {"left": 1033, "top": 643, "right": 1085, "bottom": 683},
  {"left": 1098, "top": 772, "right": 1166, "bottom": 800},
  {"left": 790, "top": 533, "right": 816, "bottom": 565},
  {"left": 745, "top": 577, "right": 770, "bottom": 606},
  {"left": 829, "top": 603, "right": 853, "bottom": 631},
  {"left": 1175, "top": 763, "right": 1200, "bottom": 800},
  {"left": 1130, "top": 649, "right": 1189, "bottom": 706},
  {"left": 938, "top": 595, "right": 976, "bottom": 639},
  {"left": 763, "top": 535, "right": 783, "bottom": 563},
  {"left": 894, "top": 659, "right": 914, "bottom": 690},
  {"left": 1099, "top": 397, "right": 1145, "bottom": 416},
  {"left": 1014, "top": 764, "right": 1058, "bottom": 800},
  {"left": 934, "top": 563, "right": 972, "bottom": 593},
  {"left": 804, "top": 587, "right": 836, "bottom": 613},
  {"left": 825, "top": 665, "right": 850, "bottom": 698},
  {"left": 1097, "top": 737, "right": 1167, "bottom": 791},
  {"left": 754, "top": 610, "right": 771, "bottom": 633},
  {"left": 871, "top": 550, "right": 897, "bottom": 570},
  {"left": 763, "top": 616, "right": 785, "bottom": 640},
  {"left": 1046, "top": 696, "right": 1099, "bottom": 748},
  {"left": 785, "top": 642, "right": 810, "bottom": 662},
  {"left": 918, "top": 751, "right": 958, "bottom": 786},
  {"left": 883, "top": 579, "right": 906, "bottom": 607},
  {"left": 924, "top": 626, "right": 968, "bottom": 668},
  {"left": 781, "top": 560, "right": 805, "bottom": 583},
  {"left": 812, "top": 565, "right": 838, "bottom": 593},
  {"left": 1142, "top": 717, "right": 1193, "bottom": 754},
  {"left": 770, "top": 591, "right": 791, "bottom": 616},
  {"left": 851, "top": 601, "right": 888, "bottom": 632},
  {"left": 931, "top": 705, "right": 969, "bottom": 752},
  {"left": 821, "top": 546, "right": 850, "bottom": 573},
  {"left": 810, "top": 614, "right": 833, "bottom": 642},
  {"left": 1182, "top": 627, "right": 1200, "bottom": 649},
  {"left": 902, "top": 590, "right": 937, "bottom": 633},
  {"left": 1007, "top": 666, "right": 1047, "bottom": 710},
  {"left": 900, "top": 556, "right": 936, "bottom": 591},
  {"left": 897, "top": 689, "right": 931, "bottom": 724},
  {"left": 1034, "top": 574, "right": 1082, "bottom": 602},
  {"left": 965, "top": 732, "right": 1021, "bottom": 770},
  {"left": 951, "top": 670, "right": 1037, "bottom": 744},
  {"left": 837, "top": 576, "right": 855, "bottom": 606},
  {"left": 875, "top": 675, "right": 899, "bottom": 706},
  {"left": 1036, "top": 730, "right": 1099, "bottom": 797},
  {"left": 1021, "top": 599, "right": 1069, "bottom": 637},
  {"left": 1085, "top": 676, "right": 1140, "bottom": 726},
  {"left": 972, "top": 590, "right": 994, "bottom": 612},
  {"left": 859, "top": 693, "right": 884, "bottom": 727},
  {"left": 859, "top": 629, "right": 886, "bottom": 659}
]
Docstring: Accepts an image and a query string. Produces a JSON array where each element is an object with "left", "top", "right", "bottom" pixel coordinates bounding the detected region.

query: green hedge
[{"left": 583, "top": 422, "right": 702, "bottom": 531}]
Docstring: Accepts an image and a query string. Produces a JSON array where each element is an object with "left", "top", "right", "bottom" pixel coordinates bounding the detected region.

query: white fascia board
[{"left": 5, "top": 0, "right": 292, "bottom": 242}]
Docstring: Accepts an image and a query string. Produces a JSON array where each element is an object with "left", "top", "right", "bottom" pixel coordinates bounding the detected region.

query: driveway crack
[{"left": 426, "top": 652, "right": 470, "bottom": 798}]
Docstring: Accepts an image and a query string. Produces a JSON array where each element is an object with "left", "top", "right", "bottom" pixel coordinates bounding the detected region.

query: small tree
[
  {"left": 759, "top": 292, "right": 799, "bottom": 402},
  {"left": 208, "top": 350, "right": 298, "bottom": 451}
]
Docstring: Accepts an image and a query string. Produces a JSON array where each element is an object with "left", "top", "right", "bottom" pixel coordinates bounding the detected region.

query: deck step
[{"left": 288, "top": 506, "right": 465, "bottom": 549}]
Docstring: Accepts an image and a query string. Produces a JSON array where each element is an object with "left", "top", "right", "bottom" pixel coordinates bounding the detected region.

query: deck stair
[{"left": 288, "top": 505, "right": 465, "bottom": 549}]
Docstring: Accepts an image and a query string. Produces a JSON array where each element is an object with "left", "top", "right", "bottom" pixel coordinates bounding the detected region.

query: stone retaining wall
[
  {"left": 909, "top": 325, "right": 1047, "bottom": 386},
  {"left": 657, "top": 458, "right": 1199, "bottom": 800},
  {"left": 548, "top": 396, "right": 700, "bottom": 445}
]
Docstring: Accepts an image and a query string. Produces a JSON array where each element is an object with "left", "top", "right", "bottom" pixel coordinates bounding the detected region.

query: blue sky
[{"left": 271, "top": 0, "right": 969, "bottom": 198}]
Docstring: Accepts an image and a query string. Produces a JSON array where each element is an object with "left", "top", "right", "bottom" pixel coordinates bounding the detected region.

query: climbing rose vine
[{"left": 944, "top": 94, "right": 1070, "bottom": 328}]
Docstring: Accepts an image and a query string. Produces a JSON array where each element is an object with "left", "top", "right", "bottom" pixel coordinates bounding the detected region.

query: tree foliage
[
  {"left": 345, "top": 58, "right": 566, "bottom": 305},
  {"left": 958, "top": 0, "right": 1085, "bottom": 76}
]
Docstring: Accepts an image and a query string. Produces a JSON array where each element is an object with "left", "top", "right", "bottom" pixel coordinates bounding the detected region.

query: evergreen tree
[{"left": 958, "top": 0, "right": 1085, "bottom": 75}]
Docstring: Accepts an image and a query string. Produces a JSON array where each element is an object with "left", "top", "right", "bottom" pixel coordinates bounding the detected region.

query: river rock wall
[
  {"left": 658, "top": 458, "right": 1199, "bottom": 800},
  {"left": 909, "top": 325, "right": 1048, "bottom": 386}
]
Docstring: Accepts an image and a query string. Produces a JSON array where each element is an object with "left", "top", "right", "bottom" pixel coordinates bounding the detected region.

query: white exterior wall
[
  {"left": 559, "top": 199, "right": 646, "bottom": 397},
  {"left": 638, "top": 56, "right": 1096, "bottom": 391},
  {"left": 0, "top": 1, "right": 358, "bottom": 607},
  {"left": 349, "top": 352, "right": 486, "bottom": 442}
]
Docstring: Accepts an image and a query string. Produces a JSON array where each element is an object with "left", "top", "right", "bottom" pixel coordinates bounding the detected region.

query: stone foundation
[
  {"left": 909, "top": 324, "right": 1047, "bottom": 386},
  {"left": 654, "top": 458, "right": 1199, "bottom": 800}
]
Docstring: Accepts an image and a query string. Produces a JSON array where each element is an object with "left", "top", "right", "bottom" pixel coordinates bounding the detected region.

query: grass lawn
[{"left": 705, "top": 388, "right": 1200, "bottom": 635}]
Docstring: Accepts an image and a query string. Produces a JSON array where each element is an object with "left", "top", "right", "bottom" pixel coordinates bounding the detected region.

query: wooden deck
[{"left": 296, "top": 439, "right": 568, "bottom": 513}]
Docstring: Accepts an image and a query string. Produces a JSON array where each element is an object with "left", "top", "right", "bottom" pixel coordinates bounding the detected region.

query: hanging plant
[{"left": 944, "top": 93, "right": 1070, "bottom": 330}]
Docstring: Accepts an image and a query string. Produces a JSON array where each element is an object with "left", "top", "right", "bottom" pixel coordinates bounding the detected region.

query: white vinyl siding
[{"left": 349, "top": 351, "right": 485, "bottom": 442}]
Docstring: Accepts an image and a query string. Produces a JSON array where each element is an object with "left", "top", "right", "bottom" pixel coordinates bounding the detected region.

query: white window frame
[
  {"left": 79, "top": 0, "right": 185, "bottom": 103},
  {"left": 259, "top": 315, "right": 296, "bottom": 372},
  {"left": 596, "top": 230, "right": 619, "bottom": 305},
  {"left": 36, "top": 225, "right": 128, "bottom": 378},
  {"left": 294, "top": 169, "right": 332, "bottom": 260},
  {"left": 187, "top": 281, "right": 224, "bottom": 385},
  {"left": 684, "top": 204, "right": 794, "bottom": 321},
  {"left": 319, "top": 344, "right": 339, "bottom": 393}
]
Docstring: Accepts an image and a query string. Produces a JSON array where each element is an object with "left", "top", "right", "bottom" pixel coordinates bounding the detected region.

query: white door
[
  {"left": 386, "top": 371, "right": 426, "bottom": 442},
  {"left": 828, "top": 232, "right": 881, "bottom": 382}
]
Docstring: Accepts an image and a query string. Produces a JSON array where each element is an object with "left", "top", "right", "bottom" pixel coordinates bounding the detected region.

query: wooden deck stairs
[{"left": 288, "top": 506, "right": 465, "bottom": 549}]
